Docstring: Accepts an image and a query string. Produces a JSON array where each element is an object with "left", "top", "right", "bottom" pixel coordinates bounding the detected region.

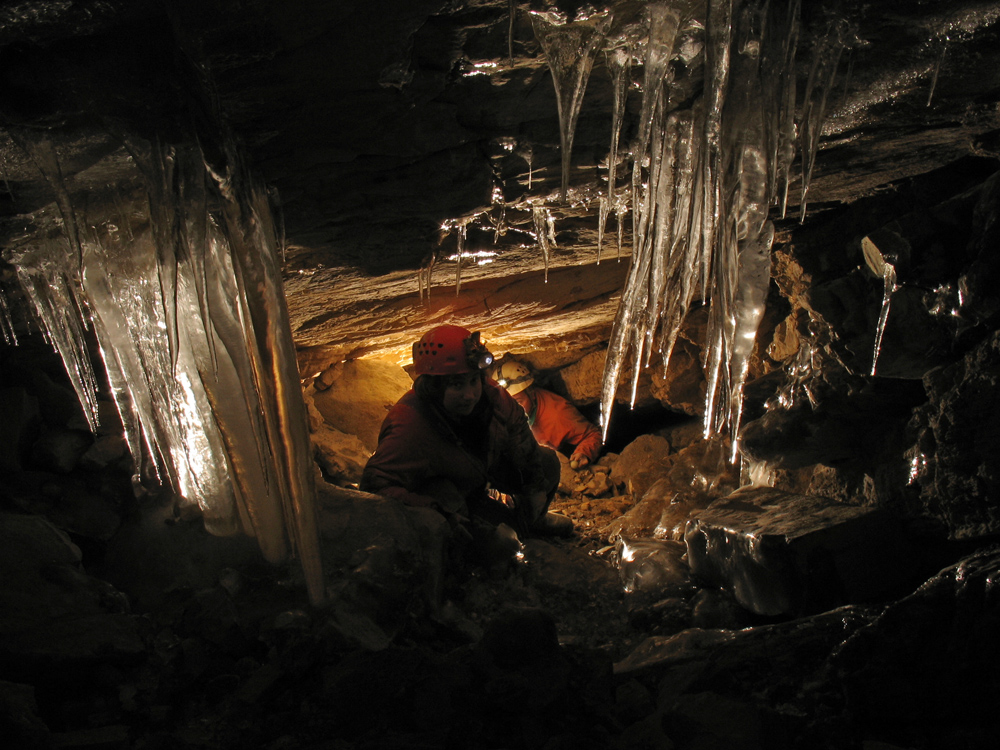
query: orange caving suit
[{"left": 511, "top": 387, "right": 602, "bottom": 465}]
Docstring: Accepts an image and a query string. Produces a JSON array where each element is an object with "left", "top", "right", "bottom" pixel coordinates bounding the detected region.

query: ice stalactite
[
  {"left": 927, "top": 35, "right": 948, "bottom": 106},
  {"left": 455, "top": 221, "right": 467, "bottom": 295},
  {"left": 0, "top": 287, "right": 17, "bottom": 345},
  {"left": 418, "top": 250, "right": 438, "bottom": 302},
  {"left": 653, "top": 110, "right": 701, "bottom": 374},
  {"left": 489, "top": 183, "right": 508, "bottom": 244},
  {"left": 9, "top": 237, "right": 102, "bottom": 433},
  {"left": 862, "top": 235, "right": 899, "bottom": 376},
  {"left": 530, "top": 6, "right": 614, "bottom": 202},
  {"left": 597, "top": 195, "right": 608, "bottom": 263},
  {"left": 598, "top": 1, "right": 695, "bottom": 438},
  {"left": 798, "top": 16, "right": 849, "bottom": 221},
  {"left": 508, "top": 0, "right": 516, "bottom": 66},
  {"left": 532, "top": 204, "right": 554, "bottom": 282},
  {"left": 600, "top": 32, "right": 638, "bottom": 261},
  {"left": 599, "top": 0, "right": 836, "bottom": 461},
  {"left": 4, "top": 134, "right": 325, "bottom": 606},
  {"left": 522, "top": 143, "right": 535, "bottom": 190}
]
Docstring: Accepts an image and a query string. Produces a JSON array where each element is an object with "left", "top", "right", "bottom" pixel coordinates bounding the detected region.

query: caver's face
[{"left": 442, "top": 372, "right": 482, "bottom": 418}]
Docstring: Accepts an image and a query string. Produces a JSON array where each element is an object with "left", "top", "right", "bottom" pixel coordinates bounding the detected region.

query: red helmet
[{"left": 412, "top": 325, "right": 494, "bottom": 376}]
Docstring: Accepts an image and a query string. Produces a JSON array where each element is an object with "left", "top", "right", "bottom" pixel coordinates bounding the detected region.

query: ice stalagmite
[
  {"left": 4, "top": 133, "right": 325, "bottom": 606},
  {"left": 530, "top": 6, "right": 614, "bottom": 202}
]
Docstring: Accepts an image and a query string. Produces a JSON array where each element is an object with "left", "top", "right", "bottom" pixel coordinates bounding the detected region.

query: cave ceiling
[{"left": 2, "top": 0, "right": 1000, "bottom": 372}]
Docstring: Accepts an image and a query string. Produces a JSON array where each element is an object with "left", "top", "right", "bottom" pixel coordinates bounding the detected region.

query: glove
[
  {"left": 570, "top": 455, "right": 589, "bottom": 469},
  {"left": 443, "top": 511, "right": 474, "bottom": 543}
]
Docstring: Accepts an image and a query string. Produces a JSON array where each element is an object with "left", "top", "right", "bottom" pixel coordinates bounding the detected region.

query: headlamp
[{"left": 463, "top": 331, "right": 494, "bottom": 370}]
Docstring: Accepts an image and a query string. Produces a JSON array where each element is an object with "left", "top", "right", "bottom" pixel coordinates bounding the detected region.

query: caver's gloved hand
[
  {"left": 569, "top": 453, "right": 589, "bottom": 470},
  {"left": 521, "top": 488, "right": 573, "bottom": 537},
  {"left": 420, "top": 477, "right": 474, "bottom": 543}
]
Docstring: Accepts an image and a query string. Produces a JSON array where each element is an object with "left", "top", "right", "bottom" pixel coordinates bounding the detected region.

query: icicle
[
  {"left": 210, "top": 153, "right": 325, "bottom": 605},
  {"left": 615, "top": 196, "right": 627, "bottom": 260},
  {"left": 532, "top": 205, "right": 552, "bottom": 282},
  {"left": 862, "top": 236, "right": 899, "bottom": 376},
  {"left": 726, "top": 221, "right": 774, "bottom": 462},
  {"left": 424, "top": 251, "right": 437, "bottom": 301},
  {"left": 604, "top": 33, "right": 637, "bottom": 241},
  {"left": 10, "top": 243, "right": 102, "bottom": 432},
  {"left": 927, "top": 35, "right": 948, "bottom": 106},
  {"left": 12, "top": 136, "right": 87, "bottom": 270},
  {"left": 0, "top": 285, "right": 17, "bottom": 345},
  {"left": 799, "top": 18, "right": 848, "bottom": 222},
  {"left": 870, "top": 261, "right": 897, "bottom": 376},
  {"left": 529, "top": 7, "right": 614, "bottom": 202},
  {"left": 657, "top": 111, "right": 701, "bottom": 373},
  {"left": 455, "top": 222, "right": 467, "bottom": 296},
  {"left": 489, "top": 183, "right": 508, "bottom": 243},
  {"left": 6, "top": 127, "right": 325, "bottom": 605},
  {"left": 763, "top": 0, "right": 801, "bottom": 218},
  {"left": 699, "top": 0, "right": 732, "bottom": 303},
  {"left": 508, "top": 0, "right": 516, "bottom": 66},
  {"left": 597, "top": 195, "right": 608, "bottom": 263}
]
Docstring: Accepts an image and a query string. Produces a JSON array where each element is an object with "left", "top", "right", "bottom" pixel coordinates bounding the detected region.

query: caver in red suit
[
  {"left": 496, "top": 360, "right": 603, "bottom": 468},
  {"left": 360, "top": 325, "right": 570, "bottom": 540}
]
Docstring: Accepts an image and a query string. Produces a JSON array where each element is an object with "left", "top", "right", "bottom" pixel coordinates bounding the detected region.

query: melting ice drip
[
  {"left": 3, "top": 133, "right": 324, "bottom": 605},
  {"left": 598, "top": 0, "right": 845, "bottom": 464}
]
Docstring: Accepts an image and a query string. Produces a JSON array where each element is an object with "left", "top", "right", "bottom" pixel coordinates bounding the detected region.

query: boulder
[
  {"left": 684, "top": 487, "right": 918, "bottom": 617},
  {"left": 309, "top": 359, "right": 412, "bottom": 452},
  {"left": 0, "top": 512, "right": 143, "bottom": 681},
  {"left": 907, "top": 327, "right": 1000, "bottom": 539},
  {"left": 316, "top": 484, "right": 450, "bottom": 629},
  {"left": 610, "top": 434, "right": 672, "bottom": 499}
]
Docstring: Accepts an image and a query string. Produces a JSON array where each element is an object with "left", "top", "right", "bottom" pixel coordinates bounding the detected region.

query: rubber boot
[{"left": 531, "top": 511, "right": 574, "bottom": 538}]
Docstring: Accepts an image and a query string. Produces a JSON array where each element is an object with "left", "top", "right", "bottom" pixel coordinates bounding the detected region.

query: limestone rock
[
  {"left": 0, "top": 512, "right": 143, "bottom": 679},
  {"left": 312, "top": 422, "right": 371, "bottom": 487},
  {"left": 684, "top": 487, "right": 918, "bottom": 617},
  {"left": 907, "top": 327, "right": 1000, "bottom": 539},
  {"left": 316, "top": 484, "right": 450, "bottom": 629},
  {"left": 832, "top": 547, "right": 1000, "bottom": 749},
  {"left": 30, "top": 428, "right": 93, "bottom": 474},
  {"left": 610, "top": 434, "right": 672, "bottom": 499},
  {"left": 309, "top": 359, "right": 412, "bottom": 452},
  {"left": 0, "top": 386, "right": 40, "bottom": 474}
]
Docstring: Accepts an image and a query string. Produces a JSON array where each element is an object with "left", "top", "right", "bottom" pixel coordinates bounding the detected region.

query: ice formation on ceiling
[
  {"left": 531, "top": 0, "right": 848, "bottom": 463},
  {"left": 428, "top": 0, "right": 851, "bottom": 462},
  {"left": 3, "top": 131, "right": 324, "bottom": 605},
  {"left": 581, "top": 0, "right": 808, "bottom": 460}
]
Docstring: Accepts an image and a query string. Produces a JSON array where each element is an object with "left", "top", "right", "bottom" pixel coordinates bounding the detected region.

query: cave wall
[{"left": 737, "top": 155, "right": 1000, "bottom": 541}]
